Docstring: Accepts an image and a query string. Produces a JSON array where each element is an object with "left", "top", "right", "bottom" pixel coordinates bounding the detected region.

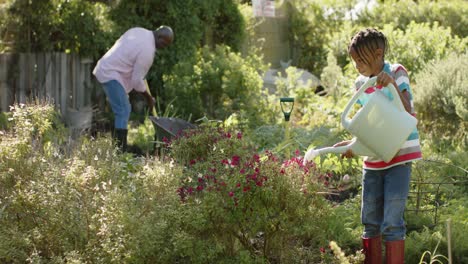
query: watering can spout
[{"left": 303, "top": 138, "right": 375, "bottom": 164}]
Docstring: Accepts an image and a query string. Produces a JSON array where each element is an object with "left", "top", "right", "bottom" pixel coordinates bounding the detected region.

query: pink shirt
[{"left": 93, "top": 27, "right": 156, "bottom": 93}]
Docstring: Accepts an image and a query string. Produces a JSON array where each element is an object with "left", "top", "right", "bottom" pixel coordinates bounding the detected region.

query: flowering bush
[{"left": 169, "top": 125, "right": 343, "bottom": 261}]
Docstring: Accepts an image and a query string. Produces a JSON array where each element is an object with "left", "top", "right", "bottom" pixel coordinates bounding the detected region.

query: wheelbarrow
[
  {"left": 145, "top": 80, "right": 197, "bottom": 155},
  {"left": 149, "top": 116, "right": 197, "bottom": 139}
]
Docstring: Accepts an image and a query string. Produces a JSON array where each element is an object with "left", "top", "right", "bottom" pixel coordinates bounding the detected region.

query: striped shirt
[{"left": 353, "top": 62, "right": 422, "bottom": 170}]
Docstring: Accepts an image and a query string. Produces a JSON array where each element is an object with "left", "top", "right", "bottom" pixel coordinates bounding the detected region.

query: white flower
[{"left": 343, "top": 174, "right": 350, "bottom": 182}]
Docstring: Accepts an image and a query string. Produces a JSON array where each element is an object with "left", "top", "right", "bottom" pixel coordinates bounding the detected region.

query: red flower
[
  {"left": 229, "top": 191, "right": 234, "bottom": 197},
  {"left": 231, "top": 155, "right": 240, "bottom": 166},
  {"left": 253, "top": 154, "right": 260, "bottom": 163},
  {"left": 320, "top": 247, "right": 325, "bottom": 253},
  {"left": 197, "top": 185, "right": 204, "bottom": 191},
  {"left": 190, "top": 159, "right": 196, "bottom": 165},
  {"left": 255, "top": 181, "right": 263, "bottom": 187},
  {"left": 239, "top": 168, "right": 245, "bottom": 174},
  {"left": 237, "top": 132, "right": 242, "bottom": 139}
]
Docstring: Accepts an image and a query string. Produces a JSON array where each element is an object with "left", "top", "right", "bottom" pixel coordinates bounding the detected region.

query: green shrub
[
  {"left": 0, "top": 104, "right": 183, "bottom": 262},
  {"left": 168, "top": 125, "right": 353, "bottom": 262},
  {"left": 4, "top": 0, "right": 108, "bottom": 57},
  {"left": 163, "top": 45, "right": 272, "bottom": 128},
  {"left": 380, "top": 21, "right": 467, "bottom": 77},
  {"left": 357, "top": 0, "right": 468, "bottom": 38},
  {"left": 413, "top": 52, "right": 467, "bottom": 151}
]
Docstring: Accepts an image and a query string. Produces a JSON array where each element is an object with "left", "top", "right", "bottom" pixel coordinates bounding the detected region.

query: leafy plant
[
  {"left": 357, "top": 0, "right": 468, "bottom": 38},
  {"left": 418, "top": 238, "right": 449, "bottom": 264},
  {"left": 169, "top": 125, "right": 348, "bottom": 262},
  {"left": 4, "top": 0, "right": 109, "bottom": 57},
  {"left": 163, "top": 45, "right": 272, "bottom": 128},
  {"left": 382, "top": 21, "right": 467, "bottom": 77},
  {"left": 413, "top": 52, "right": 467, "bottom": 151}
]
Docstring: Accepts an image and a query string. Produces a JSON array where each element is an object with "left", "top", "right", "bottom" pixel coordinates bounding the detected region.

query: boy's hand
[
  {"left": 376, "top": 72, "right": 397, "bottom": 89},
  {"left": 333, "top": 140, "right": 354, "bottom": 159}
]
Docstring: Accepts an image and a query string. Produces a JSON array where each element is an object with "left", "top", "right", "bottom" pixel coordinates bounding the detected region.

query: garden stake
[
  {"left": 447, "top": 218, "right": 452, "bottom": 264},
  {"left": 280, "top": 97, "right": 294, "bottom": 159}
]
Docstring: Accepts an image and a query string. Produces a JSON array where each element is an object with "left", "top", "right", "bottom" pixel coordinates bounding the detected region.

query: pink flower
[
  {"left": 231, "top": 155, "right": 240, "bottom": 166},
  {"left": 229, "top": 191, "right": 234, "bottom": 197},
  {"left": 239, "top": 168, "right": 245, "bottom": 174},
  {"left": 236, "top": 183, "right": 241, "bottom": 188},
  {"left": 320, "top": 247, "right": 325, "bottom": 253},
  {"left": 237, "top": 132, "right": 242, "bottom": 139},
  {"left": 253, "top": 154, "right": 260, "bottom": 163},
  {"left": 187, "top": 187, "right": 194, "bottom": 194}
]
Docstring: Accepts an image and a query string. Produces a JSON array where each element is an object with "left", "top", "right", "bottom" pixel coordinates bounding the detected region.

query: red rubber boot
[
  {"left": 386, "top": 240, "right": 405, "bottom": 264},
  {"left": 362, "top": 236, "right": 382, "bottom": 264}
]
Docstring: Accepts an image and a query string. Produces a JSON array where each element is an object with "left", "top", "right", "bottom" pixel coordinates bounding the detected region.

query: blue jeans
[
  {"left": 361, "top": 163, "right": 411, "bottom": 241},
  {"left": 102, "top": 80, "right": 131, "bottom": 129}
]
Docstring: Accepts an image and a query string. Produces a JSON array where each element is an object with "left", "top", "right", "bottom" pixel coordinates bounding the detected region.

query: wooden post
[
  {"left": 53, "top": 52, "right": 61, "bottom": 109},
  {"left": 36, "top": 53, "right": 42, "bottom": 100},
  {"left": 59, "top": 53, "right": 68, "bottom": 115},
  {"left": 18, "top": 53, "right": 28, "bottom": 104},
  {"left": 0, "top": 54, "right": 11, "bottom": 111},
  {"left": 44, "top": 53, "right": 53, "bottom": 103}
]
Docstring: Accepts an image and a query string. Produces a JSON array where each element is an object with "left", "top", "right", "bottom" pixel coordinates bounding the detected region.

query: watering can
[{"left": 304, "top": 76, "right": 417, "bottom": 163}]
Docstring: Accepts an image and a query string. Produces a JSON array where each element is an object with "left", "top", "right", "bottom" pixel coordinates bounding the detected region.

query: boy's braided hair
[{"left": 348, "top": 28, "right": 389, "bottom": 65}]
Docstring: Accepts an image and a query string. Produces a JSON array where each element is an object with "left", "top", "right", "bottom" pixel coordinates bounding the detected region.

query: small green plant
[{"left": 418, "top": 239, "right": 449, "bottom": 264}]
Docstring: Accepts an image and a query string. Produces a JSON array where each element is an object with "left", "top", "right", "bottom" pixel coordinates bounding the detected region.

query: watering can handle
[{"left": 341, "top": 77, "right": 405, "bottom": 128}]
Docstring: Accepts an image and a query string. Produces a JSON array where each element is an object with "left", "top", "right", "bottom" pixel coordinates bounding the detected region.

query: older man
[{"left": 93, "top": 26, "right": 174, "bottom": 151}]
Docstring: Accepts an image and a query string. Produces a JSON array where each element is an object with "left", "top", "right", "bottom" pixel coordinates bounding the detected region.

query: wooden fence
[{"left": 0, "top": 52, "right": 96, "bottom": 128}]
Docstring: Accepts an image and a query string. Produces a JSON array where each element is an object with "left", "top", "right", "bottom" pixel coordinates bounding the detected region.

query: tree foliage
[{"left": 2, "top": 0, "right": 109, "bottom": 58}]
